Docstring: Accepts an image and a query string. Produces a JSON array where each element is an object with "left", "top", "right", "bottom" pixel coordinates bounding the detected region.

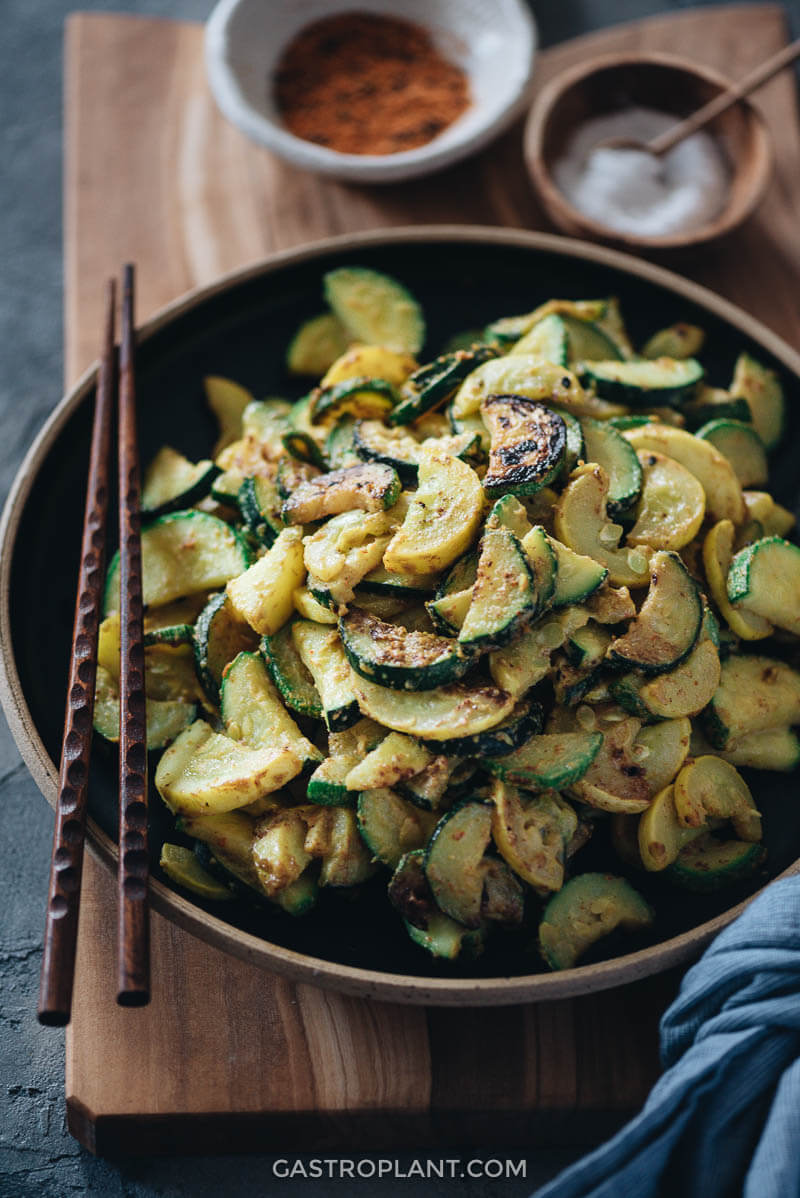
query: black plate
[{"left": 8, "top": 231, "right": 800, "bottom": 983}]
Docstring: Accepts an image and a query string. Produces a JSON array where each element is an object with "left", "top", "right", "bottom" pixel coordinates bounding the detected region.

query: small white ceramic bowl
[{"left": 204, "top": 0, "right": 538, "bottom": 184}]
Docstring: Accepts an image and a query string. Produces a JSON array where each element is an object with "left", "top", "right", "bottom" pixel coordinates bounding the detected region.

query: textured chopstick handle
[
  {"left": 38, "top": 281, "right": 115, "bottom": 1026},
  {"left": 116, "top": 264, "right": 150, "bottom": 1007}
]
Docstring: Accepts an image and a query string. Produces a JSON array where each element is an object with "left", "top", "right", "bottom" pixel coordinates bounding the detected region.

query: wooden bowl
[
  {"left": 2, "top": 227, "right": 799, "bottom": 1006},
  {"left": 524, "top": 52, "right": 773, "bottom": 251}
]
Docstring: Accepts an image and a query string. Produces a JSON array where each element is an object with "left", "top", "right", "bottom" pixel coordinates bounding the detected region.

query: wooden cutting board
[{"left": 63, "top": 5, "right": 800, "bottom": 1155}]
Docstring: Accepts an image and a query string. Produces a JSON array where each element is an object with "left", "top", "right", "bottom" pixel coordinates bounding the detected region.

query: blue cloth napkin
[{"left": 533, "top": 875, "right": 800, "bottom": 1198}]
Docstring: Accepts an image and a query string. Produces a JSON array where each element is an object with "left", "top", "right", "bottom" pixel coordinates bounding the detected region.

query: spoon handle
[{"left": 650, "top": 37, "right": 800, "bottom": 156}]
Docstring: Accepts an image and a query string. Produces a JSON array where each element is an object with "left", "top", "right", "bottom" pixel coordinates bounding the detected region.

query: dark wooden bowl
[
  {"left": 1, "top": 227, "right": 798, "bottom": 1005},
  {"left": 525, "top": 52, "right": 773, "bottom": 251}
]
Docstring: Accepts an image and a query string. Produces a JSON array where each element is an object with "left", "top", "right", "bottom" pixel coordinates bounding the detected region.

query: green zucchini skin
[
  {"left": 339, "top": 607, "right": 473, "bottom": 691},
  {"left": 458, "top": 526, "right": 538, "bottom": 652},
  {"left": 664, "top": 834, "right": 766, "bottom": 893},
  {"left": 359, "top": 565, "right": 440, "bottom": 598},
  {"left": 485, "top": 731, "right": 603, "bottom": 790},
  {"left": 192, "top": 592, "right": 258, "bottom": 703},
  {"left": 388, "top": 850, "right": 485, "bottom": 960},
  {"left": 482, "top": 395, "right": 567, "bottom": 497},
  {"left": 730, "top": 351, "right": 785, "bottom": 450},
  {"left": 143, "top": 624, "right": 194, "bottom": 648},
  {"left": 581, "top": 358, "right": 704, "bottom": 406},
  {"left": 419, "top": 698, "right": 543, "bottom": 757},
  {"left": 309, "top": 376, "right": 399, "bottom": 423},
  {"left": 141, "top": 449, "right": 219, "bottom": 517},
  {"left": 538, "top": 873, "right": 654, "bottom": 970},
  {"left": 695, "top": 419, "right": 768, "bottom": 488},
  {"left": 726, "top": 536, "right": 800, "bottom": 636},
  {"left": 307, "top": 757, "right": 356, "bottom": 807},
  {"left": 237, "top": 475, "right": 283, "bottom": 546},
  {"left": 579, "top": 418, "right": 643, "bottom": 516},
  {"left": 388, "top": 346, "right": 498, "bottom": 426},
  {"left": 260, "top": 626, "right": 324, "bottom": 720}
]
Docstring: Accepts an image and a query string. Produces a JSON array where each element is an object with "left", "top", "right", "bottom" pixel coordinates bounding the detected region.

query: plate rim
[{"left": 3, "top": 223, "right": 799, "bottom": 1006}]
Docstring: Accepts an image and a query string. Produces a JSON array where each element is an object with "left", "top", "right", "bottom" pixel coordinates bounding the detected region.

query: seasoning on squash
[{"left": 273, "top": 11, "right": 471, "bottom": 156}]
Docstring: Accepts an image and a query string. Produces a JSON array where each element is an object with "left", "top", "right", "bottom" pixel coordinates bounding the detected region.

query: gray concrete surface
[{"left": 2, "top": 2, "right": 799, "bottom": 1195}]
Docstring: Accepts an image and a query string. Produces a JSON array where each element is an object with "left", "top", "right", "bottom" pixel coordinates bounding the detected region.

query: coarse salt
[{"left": 553, "top": 106, "right": 730, "bottom": 237}]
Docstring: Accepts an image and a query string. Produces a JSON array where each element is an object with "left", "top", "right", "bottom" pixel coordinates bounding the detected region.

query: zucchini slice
[
  {"left": 324, "top": 416, "right": 360, "bottom": 470},
  {"left": 193, "top": 592, "right": 259, "bottom": 702},
  {"left": 702, "top": 520, "right": 773, "bottom": 641},
  {"left": 204, "top": 375, "right": 253, "bottom": 455},
  {"left": 292, "top": 585, "right": 338, "bottom": 625},
  {"left": 716, "top": 726, "right": 800, "bottom": 772},
  {"left": 321, "top": 343, "right": 418, "bottom": 389},
  {"left": 351, "top": 673, "right": 516, "bottom": 742},
  {"left": 665, "top": 833, "right": 766, "bottom": 893},
  {"left": 286, "top": 311, "right": 350, "bottom": 377},
  {"left": 608, "top": 550, "right": 702, "bottom": 675},
  {"left": 546, "top": 534, "right": 608, "bottom": 607},
  {"left": 743, "top": 491, "right": 795, "bottom": 538},
  {"left": 695, "top": 419, "right": 768, "bottom": 488},
  {"left": 726, "top": 536, "right": 800, "bottom": 636},
  {"left": 290, "top": 620, "right": 361, "bottom": 731},
  {"left": 344, "top": 732, "right": 431, "bottom": 792},
  {"left": 141, "top": 446, "right": 218, "bottom": 517},
  {"left": 673, "top": 756, "right": 761, "bottom": 841},
  {"left": 353, "top": 420, "right": 421, "bottom": 482},
  {"left": 568, "top": 716, "right": 651, "bottom": 813},
  {"left": 309, "top": 376, "right": 399, "bottom": 424},
  {"left": 306, "top": 718, "right": 385, "bottom": 805},
  {"left": 398, "top": 755, "right": 460, "bottom": 811},
  {"left": 419, "top": 697, "right": 542, "bottom": 757},
  {"left": 490, "top": 781, "right": 578, "bottom": 892},
  {"left": 489, "top": 608, "right": 590, "bottom": 698},
  {"left": 237, "top": 475, "right": 283, "bottom": 546},
  {"left": 581, "top": 358, "right": 703, "bottom": 406},
  {"left": 242, "top": 398, "right": 293, "bottom": 458},
  {"left": 220, "top": 651, "right": 321, "bottom": 769},
  {"left": 642, "top": 323, "right": 705, "bottom": 360},
  {"left": 730, "top": 352, "right": 785, "bottom": 450},
  {"left": 226, "top": 527, "right": 306, "bottom": 636},
  {"left": 703, "top": 654, "right": 800, "bottom": 748},
  {"left": 358, "top": 563, "right": 440, "bottom": 598},
  {"left": 104, "top": 510, "right": 252, "bottom": 613},
  {"left": 159, "top": 843, "right": 233, "bottom": 902},
  {"left": 425, "top": 802, "right": 523, "bottom": 928},
  {"left": 389, "top": 346, "right": 498, "bottom": 426},
  {"left": 623, "top": 424, "right": 746, "bottom": 524},
  {"left": 383, "top": 451, "right": 485, "bottom": 577},
  {"left": 485, "top": 299, "right": 608, "bottom": 347},
  {"left": 520, "top": 525, "right": 558, "bottom": 609},
  {"left": 339, "top": 606, "right": 471, "bottom": 691},
  {"left": 486, "top": 731, "right": 602, "bottom": 791},
  {"left": 554, "top": 465, "right": 651, "bottom": 589},
  {"left": 481, "top": 396, "right": 566, "bottom": 497},
  {"left": 323, "top": 267, "right": 425, "bottom": 354},
  {"left": 93, "top": 665, "right": 196, "bottom": 750},
  {"left": 276, "top": 454, "right": 321, "bottom": 499},
  {"left": 453, "top": 357, "right": 623, "bottom": 421},
  {"left": 388, "top": 850, "right": 486, "bottom": 960},
  {"left": 356, "top": 788, "right": 437, "bottom": 868},
  {"left": 613, "top": 610, "right": 721, "bottom": 721},
  {"left": 538, "top": 873, "right": 654, "bottom": 971},
  {"left": 180, "top": 810, "right": 260, "bottom": 894},
  {"left": 426, "top": 553, "right": 478, "bottom": 635},
  {"left": 579, "top": 418, "right": 643, "bottom": 516},
  {"left": 281, "top": 462, "right": 401, "bottom": 525},
  {"left": 155, "top": 719, "right": 305, "bottom": 815},
  {"left": 637, "top": 784, "right": 708, "bottom": 871},
  {"left": 680, "top": 386, "right": 751, "bottom": 430},
  {"left": 627, "top": 450, "right": 706, "bottom": 551},
  {"left": 635, "top": 716, "right": 692, "bottom": 797},
  {"left": 281, "top": 395, "right": 327, "bottom": 466},
  {"left": 458, "top": 525, "right": 537, "bottom": 651},
  {"left": 510, "top": 312, "right": 569, "bottom": 364},
  {"left": 261, "top": 623, "right": 323, "bottom": 719}
]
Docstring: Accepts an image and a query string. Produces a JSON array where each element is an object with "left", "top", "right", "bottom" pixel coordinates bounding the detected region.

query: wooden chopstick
[
  {"left": 116, "top": 264, "right": 150, "bottom": 1007},
  {"left": 38, "top": 281, "right": 116, "bottom": 1026}
]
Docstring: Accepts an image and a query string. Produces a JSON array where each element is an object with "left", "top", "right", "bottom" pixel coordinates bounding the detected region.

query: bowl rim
[
  {"left": 204, "top": 0, "right": 539, "bottom": 183},
  {"left": 3, "top": 224, "right": 799, "bottom": 1006},
  {"left": 524, "top": 50, "right": 774, "bottom": 250}
]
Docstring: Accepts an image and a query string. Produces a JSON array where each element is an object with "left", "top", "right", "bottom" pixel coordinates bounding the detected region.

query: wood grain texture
[{"left": 63, "top": 5, "right": 798, "bottom": 1153}]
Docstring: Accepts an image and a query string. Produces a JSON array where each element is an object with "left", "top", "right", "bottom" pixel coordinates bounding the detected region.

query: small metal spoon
[{"left": 596, "top": 37, "right": 800, "bottom": 156}]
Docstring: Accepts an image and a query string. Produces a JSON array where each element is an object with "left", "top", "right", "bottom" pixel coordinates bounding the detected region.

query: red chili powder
[{"left": 273, "top": 11, "right": 471, "bottom": 156}]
